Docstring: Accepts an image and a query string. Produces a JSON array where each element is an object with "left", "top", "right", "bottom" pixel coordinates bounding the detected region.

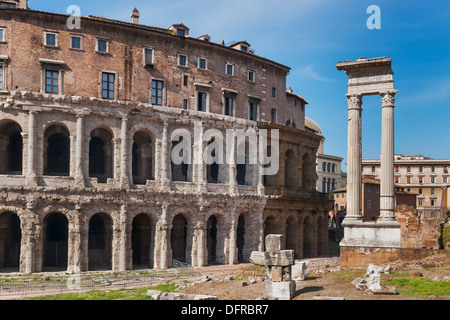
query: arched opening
[
  {"left": 43, "top": 213, "right": 68, "bottom": 270},
  {"left": 44, "top": 125, "right": 70, "bottom": 176},
  {"left": 171, "top": 214, "right": 187, "bottom": 263},
  {"left": 171, "top": 138, "right": 190, "bottom": 182},
  {"left": 132, "top": 131, "right": 154, "bottom": 185},
  {"left": 264, "top": 216, "right": 278, "bottom": 250},
  {"left": 89, "top": 128, "right": 114, "bottom": 183},
  {"left": 302, "top": 153, "right": 313, "bottom": 190},
  {"left": 0, "top": 212, "right": 21, "bottom": 270},
  {"left": 0, "top": 121, "right": 23, "bottom": 175},
  {"left": 237, "top": 215, "right": 245, "bottom": 263},
  {"left": 303, "top": 216, "right": 314, "bottom": 257},
  {"left": 286, "top": 216, "right": 297, "bottom": 253},
  {"left": 317, "top": 216, "right": 327, "bottom": 255},
  {"left": 285, "top": 149, "right": 296, "bottom": 189},
  {"left": 206, "top": 139, "right": 220, "bottom": 184},
  {"left": 207, "top": 215, "right": 218, "bottom": 264},
  {"left": 132, "top": 213, "right": 152, "bottom": 268},
  {"left": 88, "top": 213, "right": 112, "bottom": 270}
]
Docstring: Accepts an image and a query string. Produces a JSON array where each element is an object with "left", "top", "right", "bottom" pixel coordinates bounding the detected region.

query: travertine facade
[{"left": 0, "top": 4, "right": 330, "bottom": 273}]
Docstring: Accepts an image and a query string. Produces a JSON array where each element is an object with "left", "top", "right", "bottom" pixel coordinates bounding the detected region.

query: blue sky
[{"left": 29, "top": 0, "right": 450, "bottom": 170}]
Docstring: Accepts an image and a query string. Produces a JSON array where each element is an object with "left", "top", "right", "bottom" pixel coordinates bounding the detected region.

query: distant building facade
[{"left": 362, "top": 154, "right": 450, "bottom": 220}]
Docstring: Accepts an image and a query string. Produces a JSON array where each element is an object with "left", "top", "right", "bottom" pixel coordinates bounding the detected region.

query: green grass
[
  {"left": 22, "top": 282, "right": 178, "bottom": 301},
  {"left": 383, "top": 277, "right": 450, "bottom": 297}
]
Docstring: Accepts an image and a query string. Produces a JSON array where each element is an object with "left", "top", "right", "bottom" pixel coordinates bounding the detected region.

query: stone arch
[
  {"left": 42, "top": 212, "right": 69, "bottom": 270},
  {"left": 171, "top": 135, "right": 192, "bottom": 182},
  {"left": 43, "top": 124, "right": 70, "bottom": 176},
  {"left": 0, "top": 120, "right": 23, "bottom": 175},
  {"left": 236, "top": 209, "right": 260, "bottom": 263},
  {"left": 285, "top": 215, "right": 297, "bottom": 253},
  {"left": 0, "top": 211, "right": 21, "bottom": 270},
  {"left": 236, "top": 138, "right": 257, "bottom": 187},
  {"left": 285, "top": 149, "right": 297, "bottom": 189},
  {"left": 131, "top": 213, "right": 152, "bottom": 268},
  {"left": 88, "top": 212, "right": 113, "bottom": 270},
  {"left": 89, "top": 127, "right": 114, "bottom": 183},
  {"left": 302, "top": 152, "right": 314, "bottom": 190},
  {"left": 171, "top": 213, "right": 188, "bottom": 263},
  {"left": 263, "top": 215, "right": 279, "bottom": 250},
  {"left": 132, "top": 130, "right": 155, "bottom": 185},
  {"left": 303, "top": 215, "right": 314, "bottom": 257}
]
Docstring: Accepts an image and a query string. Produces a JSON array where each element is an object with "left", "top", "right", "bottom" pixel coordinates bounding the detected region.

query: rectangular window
[
  {"left": 198, "top": 58, "right": 207, "bottom": 70},
  {"left": 407, "top": 177, "right": 411, "bottom": 184},
  {"left": 395, "top": 177, "right": 399, "bottom": 183},
  {"left": 367, "top": 185, "right": 372, "bottom": 192},
  {"left": 419, "top": 188, "right": 423, "bottom": 194},
  {"left": 226, "top": 64, "right": 234, "bottom": 75},
  {"left": 183, "top": 99, "right": 188, "bottom": 110},
  {"left": 71, "top": 36, "right": 81, "bottom": 49},
  {"left": 444, "top": 177, "right": 448, "bottom": 184},
  {"left": 102, "top": 72, "right": 115, "bottom": 100},
  {"left": 431, "top": 188, "right": 435, "bottom": 195},
  {"left": 419, "top": 200, "right": 423, "bottom": 206},
  {"left": 431, "top": 200, "right": 435, "bottom": 206},
  {"left": 0, "top": 66, "right": 3, "bottom": 90},
  {"left": 419, "top": 166, "right": 423, "bottom": 173},
  {"left": 45, "top": 70, "right": 58, "bottom": 94},
  {"left": 46, "top": 33, "right": 57, "bottom": 46},
  {"left": 198, "top": 92, "right": 207, "bottom": 112},
  {"left": 376, "top": 186, "right": 380, "bottom": 193},
  {"left": 395, "top": 166, "right": 399, "bottom": 172},
  {"left": 152, "top": 80, "right": 163, "bottom": 105},
  {"left": 419, "top": 177, "right": 423, "bottom": 183},
  {"left": 178, "top": 54, "right": 187, "bottom": 67},
  {"left": 431, "top": 166, "right": 435, "bottom": 173},
  {"left": 183, "top": 75, "right": 189, "bottom": 86},
  {"left": 431, "top": 177, "right": 435, "bottom": 183},
  {"left": 97, "top": 39, "right": 108, "bottom": 53},
  {"left": 249, "top": 102, "right": 258, "bottom": 121},
  {"left": 271, "top": 108, "right": 277, "bottom": 123},
  {"left": 177, "top": 29, "right": 185, "bottom": 37},
  {"left": 248, "top": 70, "right": 255, "bottom": 82},
  {"left": 272, "top": 88, "right": 277, "bottom": 99},
  {"left": 144, "top": 48, "right": 153, "bottom": 65},
  {"left": 322, "top": 162, "right": 326, "bottom": 172},
  {"left": 367, "top": 200, "right": 371, "bottom": 209},
  {"left": 0, "top": 28, "right": 4, "bottom": 42},
  {"left": 407, "top": 166, "right": 411, "bottom": 172},
  {"left": 225, "top": 97, "right": 234, "bottom": 116}
]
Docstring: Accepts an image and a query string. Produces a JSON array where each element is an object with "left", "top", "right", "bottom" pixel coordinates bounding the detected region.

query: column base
[{"left": 340, "top": 220, "right": 401, "bottom": 248}]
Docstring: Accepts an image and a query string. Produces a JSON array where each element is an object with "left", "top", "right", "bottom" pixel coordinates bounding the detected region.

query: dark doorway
[
  {"left": 171, "top": 214, "right": 187, "bottom": 263},
  {"left": 0, "top": 212, "right": 21, "bottom": 270},
  {"left": 237, "top": 215, "right": 245, "bottom": 263},
  {"left": 43, "top": 213, "right": 68, "bottom": 269},
  {"left": 0, "top": 121, "right": 23, "bottom": 175},
  {"left": 44, "top": 126, "right": 70, "bottom": 176},
  {"left": 132, "top": 214, "right": 152, "bottom": 268},
  {"left": 207, "top": 215, "right": 218, "bottom": 264},
  {"left": 88, "top": 213, "right": 112, "bottom": 270}
]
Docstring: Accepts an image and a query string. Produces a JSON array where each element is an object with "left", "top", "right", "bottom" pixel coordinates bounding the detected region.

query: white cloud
[{"left": 291, "top": 63, "right": 337, "bottom": 82}]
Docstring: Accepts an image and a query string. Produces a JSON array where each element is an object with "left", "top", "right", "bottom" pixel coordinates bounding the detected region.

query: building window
[
  {"left": 431, "top": 177, "right": 435, "bottom": 183},
  {"left": 431, "top": 166, "right": 435, "bottom": 173},
  {"left": 419, "top": 177, "right": 423, "bottom": 184},
  {"left": 419, "top": 200, "right": 423, "bottom": 206},
  {"left": 45, "top": 32, "right": 58, "bottom": 47},
  {"left": 395, "top": 177, "right": 399, "bottom": 183},
  {"left": 0, "top": 66, "right": 4, "bottom": 90},
  {"left": 0, "top": 28, "right": 5, "bottom": 42},
  {"left": 177, "top": 29, "right": 185, "bottom": 37},
  {"left": 183, "top": 75, "right": 189, "bottom": 86},
  {"left": 152, "top": 80, "right": 163, "bottom": 105},
  {"left": 183, "top": 99, "right": 188, "bottom": 110},
  {"left": 322, "top": 162, "right": 326, "bottom": 172},
  {"left": 332, "top": 164, "right": 336, "bottom": 173},
  {"left": 372, "top": 166, "right": 376, "bottom": 173},
  {"left": 198, "top": 58, "right": 207, "bottom": 70},
  {"left": 431, "top": 200, "right": 435, "bottom": 206},
  {"left": 198, "top": 92, "right": 207, "bottom": 112},
  {"left": 419, "top": 166, "right": 423, "bottom": 173},
  {"left": 407, "top": 166, "right": 411, "bottom": 172},
  {"left": 71, "top": 36, "right": 82, "bottom": 50},
  {"left": 367, "top": 200, "right": 371, "bottom": 209},
  {"left": 249, "top": 102, "right": 258, "bottom": 121},
  {"left": 102, "top": 72, "right": 115, "bottom": 99},
  {"left": 178, "top": 54, "right": 187, "bottom": 67},
  {"left": 45, "top": 70, "right": 59, "bottom": 94},
  {"left": 226, "top": 64, "right": 234, "bottom": 75},
  {"left": 431, "top": 188, "right": 435, "bottom": 195},
  {"left": 395, "top": 166, "right": 399, "bottom": 172},
  {"left": 419, "top": 188, "right": 423, "bottom": 194},
  {"left": 271, "top": 109, "right": 278, "bottom": 123},
  {"left": 407, "top": 177, "right": 411, "bottom": 184},
  {"left": 444, "top": 177, "right": 448, "bottom": 184},
  {"left": 248, "top": 70, "right": 255, "bottom": 82},
  {"left": 367, "top": 185, "right": 372, "bottom": 192},
  {"left": 272, "top": 87, "right": 277, "bottom": 99},
  {"left": 225, "top": 97, "right": 234, "bottom": 116},
  {"left": 144, "top": 48, "right": 153, "bottom": 65},
  {"left": 327, "top": 163, "right": 331, "bottom": 173},
  {"left": 376, "top": 186, "right": 379, "bottom": 193},
  {"left": 96, "top": 39, "right": 109, "bottom": 53}
]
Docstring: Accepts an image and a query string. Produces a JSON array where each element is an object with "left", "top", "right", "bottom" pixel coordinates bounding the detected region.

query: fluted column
[
  {"left": 344, "top": 94, "right": 363, "bottom": 222},
  {"left": 120, "top": 116, "right": 131, "bottom": 189},
  {"left": 26, "top": 110, "right": 38, "bottom": 187},
  {"left": 379, "top": 91, "right": 398, "bottom": 222},
  {"left": 75, "top": 114, "right": 85, "bottom": 188}
]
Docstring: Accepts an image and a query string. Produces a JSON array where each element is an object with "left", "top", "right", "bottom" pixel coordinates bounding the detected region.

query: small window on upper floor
[
  {"left": 0, "top": 27, "right": 5, "bottom": 42},
  {"left": 198, "top": 57, "right": 207, "bottom": 70},
  {"left": 248, "top": 70, "right": 255, "bottom": 82},
  {"left": 0, "top": 65, "right": 5, "bottom": 90},
  {"left": 144, "top": 48, "right": 154, "bottom": 65},
  {"left": 226, "top": 64, "right": 234, "bottom": 76},
  {"left": 70, "top": 36, "right": 82, "bottom": 50},
  {"left": 102, "top": 72, "right": 115, "bottom": 100},
  {"left": 178, "top": 54, "right": 188, "bottom": 67},
  {"left": 177, "top": 29, "right": 185, "bottom": 37},
  {"left": 241, "top": 45, "right": 248, "bottom": 52},
  {"left": 96, "top": 39, "right": 109, "bottom": 53},
  {"left": 271, "top": 108, "right": 278, "bottom": 123},
  {"left": 44, "top": 31, "right": 58, "bottom": 47},
  {"left": 272, "top": 87, "right": 277, "bottom": 99}
]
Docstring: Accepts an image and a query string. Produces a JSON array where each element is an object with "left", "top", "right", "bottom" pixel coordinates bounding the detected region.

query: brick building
[{"left": 0, "top": 2, "right": 330, "bottom": 273}]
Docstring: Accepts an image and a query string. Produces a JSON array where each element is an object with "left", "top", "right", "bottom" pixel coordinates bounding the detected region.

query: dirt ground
[{"left": 180, "top": 254, "right": 450, "bottom": 300}]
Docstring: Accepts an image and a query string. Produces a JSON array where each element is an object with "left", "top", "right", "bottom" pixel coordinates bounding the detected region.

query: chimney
[
  {"left": 19, "top": 0, "right": 27, "bottom": 9},
  {"left": 131, "top": 8, "right": 140, "bottom": 24}
]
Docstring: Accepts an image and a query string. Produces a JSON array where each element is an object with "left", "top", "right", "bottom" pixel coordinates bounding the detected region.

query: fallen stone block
[
  {"left": 313, "top": 296, "right": 345, "bottom": 300},
  {"left": 264, "top": 280, "right": 296, "bottom": 300},
  {"left": 365, "top": 286, "right": 397, "bottom": 295},
  {"left": 292, "top": 261, "right": 310, "bottom": 281},
  {"left": 146, "top": 290, "right": 162, "bottom": 300},
  {"left": 159, "top": 292, "right": 187, "bottom": 300},
  {"left": 192, "top": 295, "right": 219, "bottom": 300},
  {"left": 224, "top": 275, "right": 234, "bottom": 282}
]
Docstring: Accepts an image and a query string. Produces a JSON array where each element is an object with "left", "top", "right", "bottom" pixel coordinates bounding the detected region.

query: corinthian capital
[
  {"left": 381, "top": 91, "right": 398, "bottom": 107},
  {"left": 346, "top": 94, "right": 362, "bottom": 110}
]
